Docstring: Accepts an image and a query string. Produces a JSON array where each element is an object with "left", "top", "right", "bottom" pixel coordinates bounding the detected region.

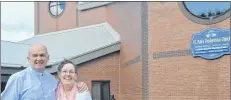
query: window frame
[
  {"left": 178, "top": 2, "right": 230, "bottom": 25},
  {"left": 48, "top": 1, "right": 66, "bottom": 18},
  {"left": 91, "top": 80, "right": 110, "bottom": 100}
]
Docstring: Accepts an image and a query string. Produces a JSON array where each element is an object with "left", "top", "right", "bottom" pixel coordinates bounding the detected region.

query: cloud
[{"left": 1, "top": 2, "right": 34, "bottom": 42}]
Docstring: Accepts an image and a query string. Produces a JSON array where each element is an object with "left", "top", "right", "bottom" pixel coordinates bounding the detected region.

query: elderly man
[{"left": 1, "top": 44, "right": 87, "bottom": 100}]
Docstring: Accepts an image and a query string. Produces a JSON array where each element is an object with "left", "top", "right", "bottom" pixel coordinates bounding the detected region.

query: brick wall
[
  {"left": 78, "top": 2, "right": 143, "bottom": 100},
  {"left": 43, "top": 2, "right": 230, "bottom": 100},
  {"left": 107, "top": 2, "right": 143, "bottom": 100},
  {"left": 78, "top": 6, "right": 107, "bottom": 27},
  {"left": 77, "top": 52, "right": 120, "bottom": 99},
  {"left": 120, "top": 62, "right": 142, "bottom": 100},
  {"left": 148, "top": 2, "right": 230, "bottom": 100},
  {"left": 34, "top": 2, "right": 77, "bottom": 34}
]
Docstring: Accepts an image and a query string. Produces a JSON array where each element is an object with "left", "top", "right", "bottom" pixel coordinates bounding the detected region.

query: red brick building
[
  {"left": 33, "top": 1, "right": 231, "bottom": 100},
  {"left": 2, "top": 2, "right": 230, "bottom": 100}
]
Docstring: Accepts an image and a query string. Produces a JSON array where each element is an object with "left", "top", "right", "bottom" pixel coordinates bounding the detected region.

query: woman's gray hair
[{"left": 57, "top": 59, "right": 78, "bottom": 74}]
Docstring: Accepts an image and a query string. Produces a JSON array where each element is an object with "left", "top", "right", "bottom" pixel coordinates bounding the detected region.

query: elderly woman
[{"left": 56, "top": 60, "right": 92, "bottom": 100}]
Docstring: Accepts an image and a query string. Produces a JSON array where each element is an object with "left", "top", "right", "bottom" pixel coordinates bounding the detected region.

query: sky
[
  {"left": 184, "top": 2, "right": 230, "bottom": 17},
  {"left": 1, "top": 2, "right": 34, "bottom": 42}
]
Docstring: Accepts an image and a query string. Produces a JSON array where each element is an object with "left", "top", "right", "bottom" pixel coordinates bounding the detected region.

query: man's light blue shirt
[{"left": 1, "top": 66, "right": 58, "bottom": 100}]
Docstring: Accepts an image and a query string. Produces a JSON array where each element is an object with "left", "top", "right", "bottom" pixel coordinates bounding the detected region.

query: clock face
[{"left": 49, "top": 1, "right": 66, "bottom": 18}]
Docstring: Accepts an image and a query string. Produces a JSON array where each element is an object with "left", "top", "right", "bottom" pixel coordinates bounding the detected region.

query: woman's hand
[{"left": 77, "top": 82, "right": 89, "bottom": 93}]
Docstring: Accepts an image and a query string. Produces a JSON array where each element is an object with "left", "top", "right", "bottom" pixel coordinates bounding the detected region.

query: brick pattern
[
  {"left": 35, "top": 2, "right": 77, "bottom": 34},
  {"left": 120, "top": 62, "right": 142, "bottom": 100},
  {"left": 78, "top": 6, "right": 107, "bottom": 27},
  {"left": 153, "top": 50, "right": 191, "bottom": 59},
  {"left": 141, "top": 2, "right": 149, "bottom": 100},
  {"left": 148, "top": 2, "right": 230, "bottom": 100},
  {"left": 149, "top": 56, "right": 230, "bottom": 100},
  {"left": 78, "top": 2, "right": 142, "bottom": 64},
  {"left": 121, "top": 55, "right": 141, "bottom": 67},
  {"left": 148, "top": 2, "right": 230, "bottom": 53},
  {"left": 36, "top": 2, "right": 230, "bottom": 100},
  {"left": 77, "top": 52, "right": 120, "bottom": 100},
  {"left": 107, "top": 2, "right": 142, "bottom": 64},
  {"left": 106, "top": 2, "right": 143, "bottom": 100},
  {"left": 65, "top": 2, "right": 144, "bottom": 100}
]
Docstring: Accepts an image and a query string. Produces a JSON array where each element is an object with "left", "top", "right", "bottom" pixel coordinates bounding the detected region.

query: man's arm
[
  {"left": 77, "top": 82, "right": 89, "bottom": 93},
  {"left": 1, "top": 75, "right": 21, "bottom": 100}
]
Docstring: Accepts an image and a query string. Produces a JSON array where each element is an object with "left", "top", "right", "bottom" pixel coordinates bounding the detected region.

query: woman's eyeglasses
[{"left": 61, "top": 70, "right": 76, "bottom": 74}]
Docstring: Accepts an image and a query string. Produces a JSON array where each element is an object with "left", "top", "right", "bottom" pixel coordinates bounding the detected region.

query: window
[
  {"left": 178, "top": 2, "right": 230, "bottom": 25},
  {"left": 1, "top": 82, "right": 6, "bottom": 92},
  {"left": 92, "top": 81, "right": 110, "bottom": 100},
  {"left": 49, "top": 1, "right": 66, "bottom": 18}
]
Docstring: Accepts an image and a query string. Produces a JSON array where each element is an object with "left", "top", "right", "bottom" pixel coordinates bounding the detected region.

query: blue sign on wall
[{"left": 190, "top": 28, "right": 230, "bottom": 60}]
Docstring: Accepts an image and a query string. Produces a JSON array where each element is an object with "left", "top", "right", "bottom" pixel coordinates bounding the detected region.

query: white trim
[
  {"left": 2, "top": 40, "right": 29, "bottom": 45},
  {"left": 78, "top": 2, "right": 113, "bottom": 11},
  {"left": 19, "top": 22, "right": 111, "bottom": 43},
  {"left": 103, "top": 23, "right": 120, "bottom": 41},
  {"left": 1, "top": 63, "right": 23, "bottom": 68}
]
